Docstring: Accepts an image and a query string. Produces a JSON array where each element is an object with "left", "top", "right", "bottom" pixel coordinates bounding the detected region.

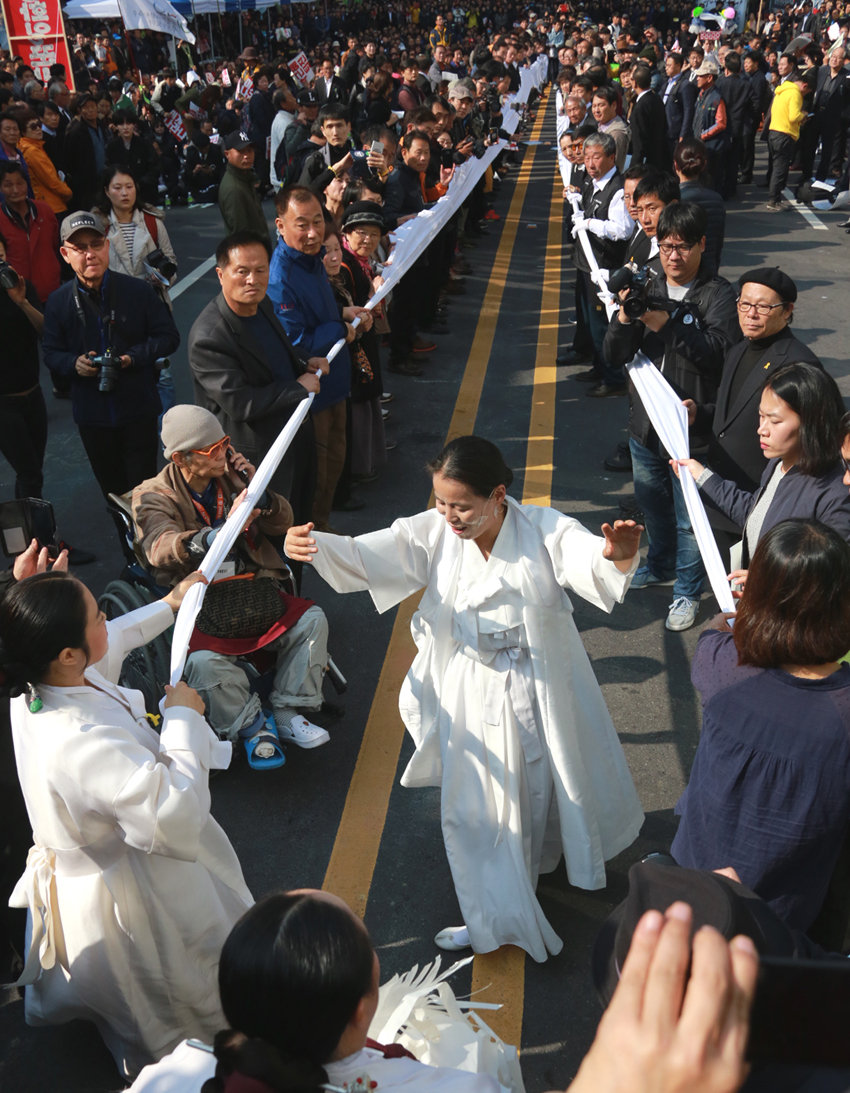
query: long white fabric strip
[
  {"left": 565, "top": 191, "right": 618, "bottom": 318},
  {"left": 169, "top": 395, "right": 314, "bottom": 684},
  {"left": 626, "top": 352, "right": 736, "bottom": 612},
  {"left": 320, "top": 140, "right": 504, "bottom": 367},
  {"left": 169, "top": 140, "right": 504, "bottom": 683}
]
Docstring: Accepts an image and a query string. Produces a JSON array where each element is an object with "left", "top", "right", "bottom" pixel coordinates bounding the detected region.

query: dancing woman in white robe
[
  {"left": 286, "top": 437, "right": 645, "bottom": 962},
  {"left": 2, "top": 570, "right": 253, "bottom": 1078}
]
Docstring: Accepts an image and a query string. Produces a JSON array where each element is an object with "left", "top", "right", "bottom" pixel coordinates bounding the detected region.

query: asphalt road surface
[{"left": 2, "top": 93, "right": 849, "bottom": 1093}]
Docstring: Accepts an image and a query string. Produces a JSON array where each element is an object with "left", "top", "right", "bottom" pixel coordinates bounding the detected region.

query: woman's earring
[{"left": 28, "top": 684, "right": 42, "bottom": 714}]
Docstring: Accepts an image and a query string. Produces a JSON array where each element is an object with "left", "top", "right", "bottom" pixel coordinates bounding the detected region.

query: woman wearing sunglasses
[{"left": 15, "top": 107, "right": 72, "bottom": 215}]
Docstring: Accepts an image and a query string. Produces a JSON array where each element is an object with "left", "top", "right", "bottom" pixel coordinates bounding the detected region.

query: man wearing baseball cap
[
  {"left": 692, "top": 60, "right": 729, "bottom": 182},
  {"left": 42, "top": 210, "right": 179, "bottom": 499},
  {"left": 219, "top": 131, "right": 269, "bottom": 239}
]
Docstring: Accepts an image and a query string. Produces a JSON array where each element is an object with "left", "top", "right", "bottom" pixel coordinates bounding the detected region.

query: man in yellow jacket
[{"left": 766, "top": 68, "right": 809, "bottom": 210}]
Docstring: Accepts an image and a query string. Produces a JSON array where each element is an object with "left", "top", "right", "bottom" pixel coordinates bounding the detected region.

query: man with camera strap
[
  {"left": 42, "top": 211, "right": 179, "bottom": 499},
  {"left": 602, "top": 202, "right": 738, "bottom": 632}
]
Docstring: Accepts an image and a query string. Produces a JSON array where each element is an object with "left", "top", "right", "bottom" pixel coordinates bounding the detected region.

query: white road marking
[
  {"left": 170, "top": 254, "right": 217, "bottom": 300},
  {"left": 782, "top": 188, "right": 830, "bottom": 230}
]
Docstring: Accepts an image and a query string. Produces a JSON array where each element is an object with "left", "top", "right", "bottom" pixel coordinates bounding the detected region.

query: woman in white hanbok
[
  {"left": 285, "top": 437, "right": 645, "bottom": 962},
  {"left": 0, "top": 569, "right": 253, "bottom": 1078}
]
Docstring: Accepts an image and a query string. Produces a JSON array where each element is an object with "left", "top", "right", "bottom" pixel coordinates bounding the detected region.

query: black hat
[
  {"left": 223, "top": 131, "right": 254, "bottom": 151},
  {"left": 342, "top": 200, "right": 386, "bottom": 234},
  {"left": 591, "top": 861, "right": 799, "bottom": 1008},
  {"left": 296, "top": 89, "right": 319, "bottom": 106},
  {"left": 738, "top": 267, "right": 797, "bottom": 302}
]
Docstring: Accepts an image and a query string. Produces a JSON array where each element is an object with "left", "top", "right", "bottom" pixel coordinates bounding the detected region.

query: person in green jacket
[{"left": 218, "top": 132, "right": 270, "bottom": 240}]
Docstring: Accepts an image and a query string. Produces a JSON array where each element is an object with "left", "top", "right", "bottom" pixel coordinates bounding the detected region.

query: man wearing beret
[{"left": 685, "top": 267, "right": 822, "bottom": 561}]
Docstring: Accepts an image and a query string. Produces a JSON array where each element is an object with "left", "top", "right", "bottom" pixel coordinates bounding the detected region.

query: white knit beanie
[{"left": 161, "top": 405, "right": 226, "bottom": 459}]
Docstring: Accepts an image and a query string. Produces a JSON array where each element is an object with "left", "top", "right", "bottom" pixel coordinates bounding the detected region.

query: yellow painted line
[
  {"left": 322, "top": 91, "right": 554, "bottom": 1046},
  {"left": 471, "top": 108, "right": 565, "bottom": 1046}
]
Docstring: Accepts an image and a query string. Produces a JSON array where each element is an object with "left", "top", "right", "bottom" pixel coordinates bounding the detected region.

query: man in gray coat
[{"left": 188, "top": 229, "right": 321, "bottom": 530}]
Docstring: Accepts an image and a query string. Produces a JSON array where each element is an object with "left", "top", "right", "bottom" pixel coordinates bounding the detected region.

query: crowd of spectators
[{"left": 3, "top": 1, "right": 850, "bottom": 1092}]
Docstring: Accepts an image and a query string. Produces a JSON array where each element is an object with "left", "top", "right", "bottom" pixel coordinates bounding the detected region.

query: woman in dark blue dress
[{"left": 673, "top": 518, "right": 850, "bottom": 940}]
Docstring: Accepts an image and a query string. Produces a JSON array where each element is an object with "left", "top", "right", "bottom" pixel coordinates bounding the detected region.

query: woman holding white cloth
[
  {"left": 0, "top": 569, "right": 253, "bottom": 1079},
  {"left": 285, "top": 436, "right": 645, "bottom": 962}
]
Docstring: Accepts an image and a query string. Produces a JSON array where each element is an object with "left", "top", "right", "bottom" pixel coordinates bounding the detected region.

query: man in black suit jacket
[
  {"left": 689, "top": 268, "right": 822, "bottom": 555},
  {"left": 811, "top": 47, "right": 848, "bottom": 180},
  {"left": 717, "top": 53, "right": 754, "bottom": 198},
  {"left": 189, "top": 230, "right": 321, "bottom": 529},
  {"left": 314, "top": 59, "right": 349, "bottom": 106},
  {"left": 663, "top": 52, "right": 697, "bottom": 149},
  {"left": 630, "top": 65, "right": 673, "bottom": 171},
  {"left": 741, "top": 52, "right": 770, "bottom": 182}
]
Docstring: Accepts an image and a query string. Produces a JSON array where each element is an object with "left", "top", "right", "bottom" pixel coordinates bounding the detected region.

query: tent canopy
[{"left": 63, "top": 0, "right": 301, "bottom": 18}]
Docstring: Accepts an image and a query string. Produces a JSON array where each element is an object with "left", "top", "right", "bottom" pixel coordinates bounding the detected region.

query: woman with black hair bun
[
  {"left": 2, "top": 568, "right": 253, "bottom": 1079},
  {"left": 129, "top": 890, "right": 501, "bottom": 1093},
  {"left": 285, "top": 436, "right": 646, "bottom": 963}
]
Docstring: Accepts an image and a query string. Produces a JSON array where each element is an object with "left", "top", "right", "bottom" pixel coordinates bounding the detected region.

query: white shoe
[
  {"left": 666, "top": 596, "right": 699, "bottom": 632},
  {"left": 274, "top": 712, "right": 330, "bottom": 749},
  {"left": 434, "top": 925, "right": 471, "bottom": 951}
]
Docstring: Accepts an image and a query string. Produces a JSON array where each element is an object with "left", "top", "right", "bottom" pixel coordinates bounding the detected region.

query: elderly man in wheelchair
[{"left": 130, "top": 405, "right": 341, "bottom": 769}]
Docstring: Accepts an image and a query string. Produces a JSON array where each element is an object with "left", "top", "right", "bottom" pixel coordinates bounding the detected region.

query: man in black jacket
[
  {"left": 315, "top": 59, "right": 348, "bottom": 105},
  {"left": 630, "top": 64, "right": 674, "bottom": 171},
  {"left": 188, "top": 230, "right": 321, "bottom": 528},
  {"left": 741, "top": 52, "right": 770, "bottom": 183},
  {"left": 64, "top": 94, "right": 110, "bottom": 211},
  {"left": 663, "top": 52, "right": 697, "bottom": 150},
  {"left": 298, "top": 104, "right": 356, "bottom": 194},
  {"left": 603, "top": 202, "right": 738, "bottom": 631},
  {"left": 42, "top": 211, "right": 179, "bottom": 498},
  {"left": 689, "top": 268, "right": 822, "bottom": 502},
  {"left": 810, "top": 47, "right": 848, "bottom": 180},
  {"left": 717, "top": 52, "right": 753, "bottom": 198}
]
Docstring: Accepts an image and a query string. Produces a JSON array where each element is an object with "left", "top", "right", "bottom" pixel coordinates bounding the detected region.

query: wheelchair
[{"left": 100, "top": 492, "right": 346, "bottom": 718}]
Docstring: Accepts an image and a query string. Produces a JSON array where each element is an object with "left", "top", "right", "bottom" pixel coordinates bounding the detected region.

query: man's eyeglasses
[
  {"left": 736, "top": 298, "right": 787, "bottom": 316},
  {"left": 191, "top": 435, "right": 231, "bottom": 459},
  {"left": 63, "top": 238, "right": 107, "bottom": 254},
  {"left": 658, "top": 242, "right": 697, "bottom": 256}
]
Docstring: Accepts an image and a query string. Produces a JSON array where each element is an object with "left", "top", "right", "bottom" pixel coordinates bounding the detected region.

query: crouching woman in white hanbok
[
  {"left": 285, "top": 436, "right": 645, "bottom": 963},
  {"left": 130, "top": 889, "right": 504, "bottom": 1093},
  {"left": 0, "top": 569, "right": 254, "bottom": 1078}
]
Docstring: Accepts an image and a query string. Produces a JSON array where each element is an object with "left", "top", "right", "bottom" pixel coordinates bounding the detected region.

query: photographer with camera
[
  {"left": 42, "top": 211, "right": 179, "bottom": 499},
  {"left": 603, "top": 202, "right": 738, "bottom": 631}
]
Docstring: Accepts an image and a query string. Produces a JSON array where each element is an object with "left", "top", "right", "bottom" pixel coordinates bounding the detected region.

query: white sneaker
[
  {"left": 434, "top": 925, "right": 471, "bottom": 951},
  {"left": 666, "top": 596, "right": 699, "bottom": 632},
  {"left": 274, "top": 711, "right": 330, "bottom": 749}
]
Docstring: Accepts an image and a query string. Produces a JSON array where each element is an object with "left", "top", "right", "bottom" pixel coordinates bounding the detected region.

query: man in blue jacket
[
  {"left": 268, "top": 186, "right": 354, "bottom": 532},
  {"left": 43, "top": 211, "right": 180, "bottom": 498}
]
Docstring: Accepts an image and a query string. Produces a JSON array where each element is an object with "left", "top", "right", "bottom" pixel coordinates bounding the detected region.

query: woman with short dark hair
[
  {"left": 677, "top": 362, "right": 850, "bottom": 570},
  {"left": 672, "top": 519, "right": 850, "bottom": 941}
]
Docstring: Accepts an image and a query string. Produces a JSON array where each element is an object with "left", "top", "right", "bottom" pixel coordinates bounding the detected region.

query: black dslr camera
[
  {"left": 144, "top": 248, "right": 178, "bottom": 286},
  {"left": 608, "top": 262, "right": 678, "bottom": 321},
  {"left": 0, "top": 260, "right": 19, "bottom": 290},
  {"left": 91, "top": 349, "right": 121, "bottom": 394}
]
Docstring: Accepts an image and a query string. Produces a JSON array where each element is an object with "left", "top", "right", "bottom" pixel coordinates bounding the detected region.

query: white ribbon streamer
[
  {"left": 169, "top": 395, "right": 314, "bottom": 685},
  {"left": 169, "top": 143, "right": 504, "bottom": 684},
  {"left": 565, "top": 191, "right": 618, "bottom": 318},
  {"left": 626, "top": 352, "right": 736, "bottom": 612}
]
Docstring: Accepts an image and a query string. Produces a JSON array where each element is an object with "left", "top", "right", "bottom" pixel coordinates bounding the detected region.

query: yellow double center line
[{"left": 323, "top": 93, "right": 562, "bottom": 1049}]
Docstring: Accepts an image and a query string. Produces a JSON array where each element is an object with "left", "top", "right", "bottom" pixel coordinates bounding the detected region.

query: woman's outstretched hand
[
  {"left": 602, "top": 519, "right": 644, "bottom": 570},
  {"left": 285, "top": 523, "right": 319, "bottom": 563}
]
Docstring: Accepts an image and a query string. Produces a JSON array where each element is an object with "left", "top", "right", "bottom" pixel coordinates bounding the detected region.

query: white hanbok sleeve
[
  {"left": 523, "top": 504, "right": 638, "bottom": 613},
  {"left": 309, "top": 510, "right": 444, "bottom": 614},
  {"left": 93, "top": 601, "right": 175, "bottom": 685}
]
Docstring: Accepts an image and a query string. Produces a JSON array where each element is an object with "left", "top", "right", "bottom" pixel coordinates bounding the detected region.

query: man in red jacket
[{"left": 0, "top": 160, "right": 60, "bottom": 304}]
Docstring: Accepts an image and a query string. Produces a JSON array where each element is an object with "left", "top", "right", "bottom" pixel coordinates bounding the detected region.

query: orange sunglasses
[{"left": 191, "top": 435, "right": 231, "bottom": 458}]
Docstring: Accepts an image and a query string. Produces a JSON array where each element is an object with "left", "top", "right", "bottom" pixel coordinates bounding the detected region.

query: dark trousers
[
  {"left": 721, "top": 134, "right": 744, "bottom": 198},
  {"left": 816, "top": 120, "right": 842, "bottom": 180},
  {"left": 740, "top": 128, "right": 756, "bottom": 180},
  {"left": 576, "top": 270, "right": 622, "bottom": 386},
  {"left": 389, "top": 252, "right": 428, "bottom": 363},
  {"left": 799, "top": 115, "right": 820, "bottom": 179},
  {"left": 767, "top": 131, "right": 796, "bottom": 203},
  {"left": 78, "top": 416, "right": 159, "bottom": 498},
  {"left": 0, "top": 385, "right": 48, "bottom": 499}
]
